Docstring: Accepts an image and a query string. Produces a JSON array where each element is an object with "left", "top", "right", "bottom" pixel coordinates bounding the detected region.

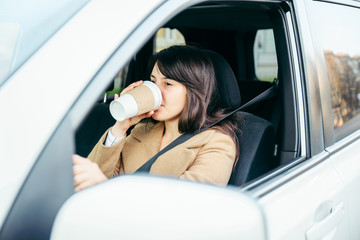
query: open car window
[{"left": 74, "top": 1, "right": 300, "bottom": 187}]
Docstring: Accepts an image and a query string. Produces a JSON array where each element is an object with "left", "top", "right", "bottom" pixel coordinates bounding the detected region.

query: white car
[{"left": 1, "top": 0, "right": 360, "bottom": 239}]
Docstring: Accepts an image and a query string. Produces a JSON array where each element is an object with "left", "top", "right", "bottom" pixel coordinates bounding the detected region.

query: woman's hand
[
  {"left": 73, "top": 154, "right": 108, "bottom": 192},
  {"left": 111, "top": 80, "right": 154, "bottom": 137}
]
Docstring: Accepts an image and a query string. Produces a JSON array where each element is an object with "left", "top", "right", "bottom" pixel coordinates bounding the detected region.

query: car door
[
  {"left": 304, "top": 0, "right": 360, "bottom": 239},
  {"left": 244, "top": 0, "right": 351, "bottom": 239}
]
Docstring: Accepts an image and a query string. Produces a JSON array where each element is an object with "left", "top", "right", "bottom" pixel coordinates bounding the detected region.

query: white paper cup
[{"left": 110, "top": 81, "right": 162, "bottom": 121}]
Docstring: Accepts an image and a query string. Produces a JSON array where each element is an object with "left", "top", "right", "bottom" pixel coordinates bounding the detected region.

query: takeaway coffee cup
[{"left": 109, "top": 81, "right": 162, "bottom": 121}]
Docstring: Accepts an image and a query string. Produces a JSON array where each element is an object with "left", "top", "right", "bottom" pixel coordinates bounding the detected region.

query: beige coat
[{"left": 88, "top": 122, "right": 236, "bottom": 186}]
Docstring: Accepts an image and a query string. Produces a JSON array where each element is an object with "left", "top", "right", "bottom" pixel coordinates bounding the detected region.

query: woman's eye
[{"left": 165, "top": 82, "right": 172, "bottom": 86}]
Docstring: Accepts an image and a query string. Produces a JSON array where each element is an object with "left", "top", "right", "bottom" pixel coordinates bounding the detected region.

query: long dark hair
[{"left": 148, "top": 45, "right": 242, "bottom": 162}]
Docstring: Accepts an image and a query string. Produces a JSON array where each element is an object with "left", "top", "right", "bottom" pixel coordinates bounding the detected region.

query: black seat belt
[{"left": 135, "top": 81, "right": 279, "bottom": 173}]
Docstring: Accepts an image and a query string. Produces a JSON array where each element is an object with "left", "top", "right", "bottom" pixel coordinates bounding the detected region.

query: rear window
[
  {"left": 155, "top": 28, "right": 186, "bottom": 52},
  {"left": 254, "top": 29, "right": 278, "bottom": 82},
  {"left": 310, "top": 1, "right": 360, "bottom": 140}
]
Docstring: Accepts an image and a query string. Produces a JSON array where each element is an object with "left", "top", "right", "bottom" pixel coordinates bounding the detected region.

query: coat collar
[
  {"left": 122, "top": 121, "right": 217, "bottom": 174},
  {"left": 131, "top": 121, "right": 164, "bottom": 143}
]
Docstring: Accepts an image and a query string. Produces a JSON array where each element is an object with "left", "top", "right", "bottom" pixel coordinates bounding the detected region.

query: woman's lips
[{"left": 155, "top": 105, "right": 164, "bottom": 112}]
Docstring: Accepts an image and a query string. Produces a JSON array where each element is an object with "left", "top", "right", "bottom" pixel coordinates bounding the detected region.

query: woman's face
[{"left": 150, "top": 63, "right": 187, "bottom": 122}]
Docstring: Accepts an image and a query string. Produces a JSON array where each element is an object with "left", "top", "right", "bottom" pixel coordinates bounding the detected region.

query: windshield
[{"left": 0, "top": 0, "right": 90, "bottom": 86}]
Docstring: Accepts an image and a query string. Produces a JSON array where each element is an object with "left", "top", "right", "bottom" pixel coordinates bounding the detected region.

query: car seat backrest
[
  {"left": 203, "top": 50, "right": 276, "bottom": 186},
  {"left": 238, "top": 80, "right": 273, "bottom": 104},
  {"left": 238, "top": 80, "right": 277, "bottom": 121},
  {"left": 229, "top": 112, "right": 275, "bottom": 185}
]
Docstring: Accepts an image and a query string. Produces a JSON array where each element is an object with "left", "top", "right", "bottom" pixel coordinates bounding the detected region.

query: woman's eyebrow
[{"left": 150, "top": 75, "right": 171, "bottom": 80}]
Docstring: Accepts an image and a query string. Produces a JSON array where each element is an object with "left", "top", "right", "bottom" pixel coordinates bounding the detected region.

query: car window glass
[
  {"left": 254, "top": 29, "right": 278, "bottom": 82},
  {"left": 0, "top": 0, "right": 90, "bottom": 86},
  {"left": 155, "top": 28, "right": 186, "bottom": 52},
  {"left": 0, "top": 23, "right": 20, "bottom": 82},
  {"left": 312, "top": 2, "right": 360, "bottom": 141}
]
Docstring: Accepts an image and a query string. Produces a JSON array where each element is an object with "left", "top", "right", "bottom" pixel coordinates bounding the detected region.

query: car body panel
[
  {"left": 258, "top": 152, "right": 349, "bottom": 240},
  {"left": 0, "top": 0, "right": 164, "bottom": 228},
  {"left": 328, "top": 134, "right": 360, "bottom": 239}
]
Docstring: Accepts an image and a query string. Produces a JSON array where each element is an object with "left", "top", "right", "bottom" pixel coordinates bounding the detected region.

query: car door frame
[{"left": 243, "top": 0, "right": 351, "bottom": 239}]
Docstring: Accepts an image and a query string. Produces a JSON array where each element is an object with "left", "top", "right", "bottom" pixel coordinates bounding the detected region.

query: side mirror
[{"left": 51, "top": 175, "right": 266, "bottom": 240}]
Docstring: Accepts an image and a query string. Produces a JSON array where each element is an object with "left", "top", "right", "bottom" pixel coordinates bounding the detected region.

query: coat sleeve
[
  {"left": 179, "top": 131, "right": 236, "bottom": 186},
  {"left": 88, "top": 128, "right": 126, "bottom": 178}
]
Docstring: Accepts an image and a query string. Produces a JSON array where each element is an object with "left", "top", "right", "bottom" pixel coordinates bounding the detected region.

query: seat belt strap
[
  {"left": 220, "top": 79, "right": 279, "bottom": 119},
  {"left": 135, "top": 82, "right": 279, "bottom": 173}
]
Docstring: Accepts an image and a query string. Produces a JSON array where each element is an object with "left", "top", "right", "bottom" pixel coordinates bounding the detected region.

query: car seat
[{"left": 203, "top": 50, "right": 276, "bottom": 186}]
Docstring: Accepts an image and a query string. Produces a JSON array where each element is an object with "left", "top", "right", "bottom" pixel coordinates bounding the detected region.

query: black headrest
[{"left": 202, "top": 50, "right": 241, "bottom": 109}]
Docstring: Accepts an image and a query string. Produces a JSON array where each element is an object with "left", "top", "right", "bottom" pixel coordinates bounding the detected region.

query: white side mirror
[{"left": 51, "top": 175, "right": 266, "bottom": 240}]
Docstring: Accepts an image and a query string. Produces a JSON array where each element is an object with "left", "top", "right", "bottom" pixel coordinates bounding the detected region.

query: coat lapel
[
  {"left": 122, "top": 121, "right": 215, "bottom": 176},
  {"left": 122, "top": 122, "right": 164, "bottom": 173},
  {"left": 150, "top": 129, "right": 214, "bottom": 177},
  {"left": 150, "top": 147, "right": 197, "bottom": 176}
]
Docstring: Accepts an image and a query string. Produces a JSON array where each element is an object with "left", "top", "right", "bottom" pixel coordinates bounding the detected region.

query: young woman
[{"left": 73, "top": 45, "right": 241, "bottom": 191}]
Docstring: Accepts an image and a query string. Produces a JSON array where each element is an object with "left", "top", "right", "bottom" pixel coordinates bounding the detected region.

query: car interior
[
  {"left": 75, "top": 1, "right": 299, "bottom": 186},
  {"left": 2, "top": 2, "right": 302, "bottom": 238}
]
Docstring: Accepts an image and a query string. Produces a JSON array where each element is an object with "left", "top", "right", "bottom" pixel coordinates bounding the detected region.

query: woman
[{"left": 73, "top": 45, "right": 241, "bottom": 191}]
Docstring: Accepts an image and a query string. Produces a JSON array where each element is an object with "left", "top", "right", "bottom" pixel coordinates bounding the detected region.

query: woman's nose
[
  {"left": 159, "top": 88, "right": 164, "bottom": 101},
  {"left": 152, "top": 82, "right": 164, "bottom": 102},
  {"left": 155, "top": 83, "right": 164, "bottom": 95}
]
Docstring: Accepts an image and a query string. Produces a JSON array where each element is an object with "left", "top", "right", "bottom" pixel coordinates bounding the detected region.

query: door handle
[{"left": 305, "top": 201, "right": 344, "bottom": 240}]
